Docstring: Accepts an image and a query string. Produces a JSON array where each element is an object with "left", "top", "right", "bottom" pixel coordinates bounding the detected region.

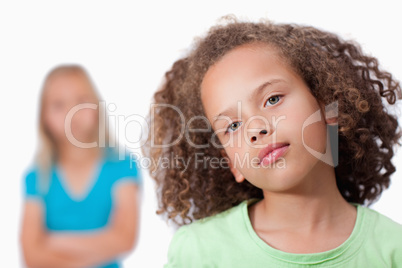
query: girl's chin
[{"left": 253, "top": 176, "right": 305, "bottom": 194}]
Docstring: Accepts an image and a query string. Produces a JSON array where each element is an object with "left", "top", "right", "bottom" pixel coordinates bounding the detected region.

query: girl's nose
[{"left": 250, "top": 129, "right": 269, "bottom": 143}]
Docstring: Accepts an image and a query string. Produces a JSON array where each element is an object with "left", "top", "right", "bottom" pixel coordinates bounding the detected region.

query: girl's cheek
[
  {"left": 301, "top": 120, "right": 328, "bottom": 154},
  {"left": 44, "top": 112, "right": 66, "bottom": 138},
  {"left": 225, "top": 146, "right": 242, "bottom": 166},
  {"left": 69, "top": 108, "right": 99, "bottom": 139},
  {"left": 74, "top": 108, "right": 98, "bottom": 126}
]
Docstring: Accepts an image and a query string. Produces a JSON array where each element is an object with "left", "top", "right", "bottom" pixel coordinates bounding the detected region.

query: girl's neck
[{"left": 57, "top": 143, "right": 103, "bottom": 166}]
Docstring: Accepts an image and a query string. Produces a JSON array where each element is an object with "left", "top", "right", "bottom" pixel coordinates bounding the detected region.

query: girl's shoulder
[
  {"left": 23, "top": 166, "right": 37, "bottom": 189},
  {"left": 360, "top": 205, "right": 402, "bottom": 236},
  {"left": 166, "top": 200, "right": 252, "bottom": 265},
  {"left": 23, "top": 165, "right": 47, "bottom": 198},
  {"left": 101, "top": 148, "right": 142, "bottom": 184},
  {"left": 185, "top": 199, "right": 249, "bottom": 233},
  {"left": 356, "top": 204, "right": 402, "bottom": 261},
  {"left": 23, "top": 166, "right": 38, "bottom": 180}
]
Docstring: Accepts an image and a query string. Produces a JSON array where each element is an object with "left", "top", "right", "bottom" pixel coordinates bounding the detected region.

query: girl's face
[
  {"left": 43, "top": 73, "right": 99, "bottom": 145},
  {"left": 201, "top": 43, "right": 332, "bottom": 193}
]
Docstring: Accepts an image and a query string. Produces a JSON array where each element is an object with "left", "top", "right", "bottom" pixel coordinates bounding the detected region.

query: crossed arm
[{"left": 20, "top": 183, "right": 140, "bottom": 268}]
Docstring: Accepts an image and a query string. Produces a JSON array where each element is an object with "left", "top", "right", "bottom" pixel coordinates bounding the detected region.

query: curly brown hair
[{"left": 142, "top": 17, "right": 402, "bottom": 225}]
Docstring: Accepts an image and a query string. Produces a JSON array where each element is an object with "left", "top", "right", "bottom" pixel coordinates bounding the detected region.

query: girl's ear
[
  {"left": 220, "top": 149, "right": 245, "bottom": 183},
  {"left": 319, "top": 101, "right": 338, "bottom": 126},
  {"left": 230, "top": 166, "right": 246, "bottom": 183}
]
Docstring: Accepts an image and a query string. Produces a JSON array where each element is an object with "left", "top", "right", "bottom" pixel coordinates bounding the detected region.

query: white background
[{"left": 0, "top": 0, "right": 401, "bottom": 267}]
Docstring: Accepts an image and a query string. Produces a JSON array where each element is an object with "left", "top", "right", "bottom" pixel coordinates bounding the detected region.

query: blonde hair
[{"left": 35, "top": 64, "right": 113, "bottom": 192}]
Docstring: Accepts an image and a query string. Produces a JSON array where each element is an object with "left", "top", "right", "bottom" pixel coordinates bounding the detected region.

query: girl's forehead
[
  {"left": 202, "top": 43, "right": 282, "bottom": 83},
  {"left": 44, "top": 73, "right": 94, "bottom": 99},
  {"left": 201, "top": 44, "right": 285, "bottom": 95}
]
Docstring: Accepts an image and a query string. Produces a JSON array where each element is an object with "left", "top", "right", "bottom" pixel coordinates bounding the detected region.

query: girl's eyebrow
[
  {"left": 248, "top": 78, "right": 284, "bottom": 103},
  {"left": 212, "top": 78, "right": 285, "bottom": 125},
  {"left": 212, "top": 106, "right": 238, "bottom": 126}
]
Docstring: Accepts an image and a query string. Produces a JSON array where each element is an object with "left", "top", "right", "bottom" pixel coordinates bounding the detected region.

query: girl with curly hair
[{"left": 143, "top": 17, "right": 402, "bottom": 267}]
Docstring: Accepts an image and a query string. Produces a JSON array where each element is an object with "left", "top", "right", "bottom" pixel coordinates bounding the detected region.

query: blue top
[{"left": 23, "top": 149, "right": 142, "bottom": 268}]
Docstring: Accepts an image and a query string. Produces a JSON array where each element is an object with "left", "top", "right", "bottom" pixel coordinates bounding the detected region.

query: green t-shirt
[{"left": 165, "top": 200, "right": 402, "bottom": 267}]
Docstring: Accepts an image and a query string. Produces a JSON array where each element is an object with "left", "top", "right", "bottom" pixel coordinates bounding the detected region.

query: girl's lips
[{"left": 258, "top": 143, "right": 290, "bottom": 166}]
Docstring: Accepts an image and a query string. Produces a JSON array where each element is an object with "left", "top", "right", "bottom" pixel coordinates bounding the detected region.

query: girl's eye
[
  {"left": 265, "top": 95, "right": 282, "bottom": 107},
  {"left": 226, "top": 121, "right": 242, "bottom": 133}
]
